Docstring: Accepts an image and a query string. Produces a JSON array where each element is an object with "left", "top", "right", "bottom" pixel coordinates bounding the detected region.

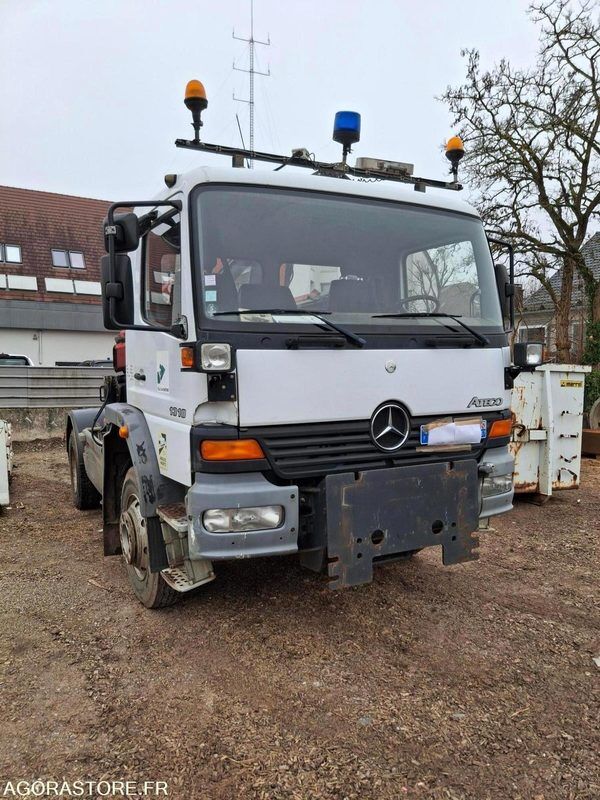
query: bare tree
[{"left": 441, "top": 0, "right": 599, "bottom": 361}]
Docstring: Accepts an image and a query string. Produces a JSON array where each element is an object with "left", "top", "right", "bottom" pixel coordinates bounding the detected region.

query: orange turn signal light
[
  {"left": 489, "top": 418, "right": 512, "bottom": 438},
  {"left": 180, "top": 346, "right": 195, "bottom": 368},
  {"left": 118, "top": 425, "right": 129, "bottom": 439},
  {"left": 201, "top": 439, "right": 265, "bottom": 461}
]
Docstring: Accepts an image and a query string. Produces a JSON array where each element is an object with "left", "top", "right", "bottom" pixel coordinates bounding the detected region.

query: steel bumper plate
[{"left": 325, "top": 460, "right": 480, "bottom": 589}]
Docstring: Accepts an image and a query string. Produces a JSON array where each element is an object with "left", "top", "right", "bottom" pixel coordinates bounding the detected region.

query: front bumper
[
  {"left": 186, "top": 447, "right": 514, "bottom": 585},
  {"left": 187, "top": 472, "right": 299, "bottom": 560},
  {"left": 479, "top": 446, "right": 514, "bottom": 519}
]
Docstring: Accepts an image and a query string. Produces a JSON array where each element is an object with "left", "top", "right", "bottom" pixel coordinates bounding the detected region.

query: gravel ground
[{"left": 0, "top": 440, "right": 599, "bottom": 800}]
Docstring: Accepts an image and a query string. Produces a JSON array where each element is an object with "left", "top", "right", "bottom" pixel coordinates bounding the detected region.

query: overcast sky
[{"left": 0, "top": 0, "right": 540, "bottom": 203}]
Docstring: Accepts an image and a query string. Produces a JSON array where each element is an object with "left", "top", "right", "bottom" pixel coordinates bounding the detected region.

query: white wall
[{"left": 0, "top": 329, "right": 115, "bottom": 366}]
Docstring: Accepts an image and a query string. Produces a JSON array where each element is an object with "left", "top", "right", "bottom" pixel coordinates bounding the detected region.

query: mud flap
[
  {"left": 147, "top": 516, "right": 169, "bottom": 572},
  {"left": 325, "top": 460, "right": 480, "bottom": 589}
]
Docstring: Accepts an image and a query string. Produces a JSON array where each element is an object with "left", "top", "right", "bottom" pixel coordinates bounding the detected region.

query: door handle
[{"left": 133, "top": 372, "right": 146, "bottom": 381}]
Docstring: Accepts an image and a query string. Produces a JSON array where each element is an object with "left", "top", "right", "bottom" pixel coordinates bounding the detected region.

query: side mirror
[
  {"left": 101, "top": 254, "right": 134, "bottom": 329},
  {"left": 513, "top": 342, "right": 543, "bottom": 369},
  {"left": 102, "top": 198, "right": 182, "bottom": 334},
  {"left": 103, "top": 212, "right": 139, "bottom": 253}
]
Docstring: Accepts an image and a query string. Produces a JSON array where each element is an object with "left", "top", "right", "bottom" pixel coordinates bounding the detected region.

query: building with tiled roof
[
  {"left": 519, "top": 232, "right": 600, "bottom": 361},
  {"left": 0, "top": 185, "right": 115, "bottom": 365}
]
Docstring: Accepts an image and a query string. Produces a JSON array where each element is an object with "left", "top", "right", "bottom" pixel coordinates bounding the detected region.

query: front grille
[{"left": 252, "top": 412, "right": 505, "bottom": 479}]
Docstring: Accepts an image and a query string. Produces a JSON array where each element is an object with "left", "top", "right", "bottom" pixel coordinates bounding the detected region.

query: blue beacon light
[{"left": 333, "top": 111, "right": 361, "bottom": 164}]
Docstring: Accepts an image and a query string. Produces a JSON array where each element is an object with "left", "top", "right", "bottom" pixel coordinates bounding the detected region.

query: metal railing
[{"left": 0, "top": 366, "right": 113, "bottom": 409}]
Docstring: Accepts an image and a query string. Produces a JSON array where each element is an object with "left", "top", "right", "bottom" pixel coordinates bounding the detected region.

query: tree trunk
[{"left": 555, "top": 256, "right": 575, "bottom": 362}]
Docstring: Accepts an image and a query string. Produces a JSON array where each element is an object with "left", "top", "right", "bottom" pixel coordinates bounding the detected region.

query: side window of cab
[{"left": 143, "top": 212, "right": 181, "bottom": 327}]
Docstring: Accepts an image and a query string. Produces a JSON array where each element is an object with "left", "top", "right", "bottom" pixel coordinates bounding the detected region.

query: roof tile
[
  {"left": 0, "top": 184, "right": 112, "bottom": 305},
  {"left": 524, "top": 232, "right": 600, "bottom": 311}
]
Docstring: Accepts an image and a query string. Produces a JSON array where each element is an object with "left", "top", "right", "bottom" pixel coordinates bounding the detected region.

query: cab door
[{"left": 126, "top": 200, "right": 207, "bottom": 486}]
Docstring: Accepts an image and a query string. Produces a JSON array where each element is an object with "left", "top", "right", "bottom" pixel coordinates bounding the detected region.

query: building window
[
  {"left": 51, "top": 249, "right": 85, "bottom": 269},
  {"left": 0, "top": 243, "right": 22, "bottom": 263},
  {"left": 69, "top": 251, "right": 85, "bottom": 269},
  {"left": 51, "top": 249, "right": 69, "bottom": 267},
  {"left": 6, "top": 274, "right": 37, "bottom": 291}
]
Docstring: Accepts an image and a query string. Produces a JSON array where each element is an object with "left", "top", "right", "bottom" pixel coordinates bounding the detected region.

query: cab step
[
  {"left": 161, "top": 565, "right": 214, "bottom": 593},
  {"left": 157, "top": 503, "right": 188, "bottom": 533}
]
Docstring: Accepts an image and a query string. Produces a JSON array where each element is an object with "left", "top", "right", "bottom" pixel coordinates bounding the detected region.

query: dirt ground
[{"left": 0, "top": 441, "right": 598, "bottom": 800}]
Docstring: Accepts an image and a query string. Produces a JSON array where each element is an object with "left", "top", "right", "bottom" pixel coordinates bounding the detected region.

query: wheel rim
[{"left": 120, "top": 493, "right": 149, "bottom": 581}]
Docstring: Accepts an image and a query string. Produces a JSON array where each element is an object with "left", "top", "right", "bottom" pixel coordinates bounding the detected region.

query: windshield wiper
[
  {"left": 372, "top": 312, "right": 489, "bottom": 346},
  {"left": 212, "top": 308, "right": 366, "bottom": 348}
]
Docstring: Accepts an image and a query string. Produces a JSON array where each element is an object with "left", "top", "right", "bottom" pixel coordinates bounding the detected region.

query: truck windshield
[{"left": 194, "top": 186, "right": 503, "bottom": 332}]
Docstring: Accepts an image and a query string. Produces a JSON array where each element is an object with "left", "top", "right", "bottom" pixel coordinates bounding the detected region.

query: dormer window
[
  {"left": 0, "top": 243, "right": 22, "bottom": 263},
  {"left": 51, "top": 249, "right": 85, "bottom": 269}
]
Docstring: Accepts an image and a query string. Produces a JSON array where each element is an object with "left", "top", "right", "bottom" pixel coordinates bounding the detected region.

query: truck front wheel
[
  {"left": 119, "top": 467, "right": 179, "bottom": 609},
  {"left": 69, "top": 432, "right": 101, "bottom": 510}
]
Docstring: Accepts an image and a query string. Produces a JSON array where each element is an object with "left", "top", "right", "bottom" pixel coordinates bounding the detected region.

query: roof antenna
[
  {"left": 235, "top": 114, "right": 250, "bottom": 168},
  {"left": 233, "top": 0, "right": 271, "bottom": 168}
]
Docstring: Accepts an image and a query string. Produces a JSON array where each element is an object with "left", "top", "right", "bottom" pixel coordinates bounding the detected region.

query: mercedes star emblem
[{"left": 370, "top": 402, "right": 410, "bottom": 451}]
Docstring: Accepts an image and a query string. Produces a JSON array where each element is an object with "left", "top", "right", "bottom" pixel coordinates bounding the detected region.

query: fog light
[
  {"left": 482, "top": 475, "right": 513, "bottom": 497},
  {"left": 203, "top": 505, "right": 284, "bottom": 532},
  {"left": 200, "top": 342, "right": 232, "bottom": 371}
]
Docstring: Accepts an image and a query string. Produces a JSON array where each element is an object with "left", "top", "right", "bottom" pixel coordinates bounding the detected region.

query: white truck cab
[{"left": 67, "top": 82, "right": 542, "bottom": 607}]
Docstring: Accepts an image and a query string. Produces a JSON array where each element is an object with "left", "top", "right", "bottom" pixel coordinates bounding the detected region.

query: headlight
[
  {"left": 482, "top": 475, "right": 513, "bottom": 497},
  {"left": 200, "top": 342, "right": 232, "bottom": 371},
  {"left": 203, "top": 505, "right": 284, "bottom": 533},
  {"left": 524, "top": 343, "right": 543, "bottom": 366},
  {"left": 514, "top": 342, "right": 543, "bottom": 368}
]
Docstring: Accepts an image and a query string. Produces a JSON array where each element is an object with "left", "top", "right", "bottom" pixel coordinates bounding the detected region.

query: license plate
[{"left": 420, "top": 418, "right": 486, "bottom": 446}]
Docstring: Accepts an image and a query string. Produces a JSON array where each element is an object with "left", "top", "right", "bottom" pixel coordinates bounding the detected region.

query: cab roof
[{"left": 166, "top": 165, "right": 481, "bottom": 218}]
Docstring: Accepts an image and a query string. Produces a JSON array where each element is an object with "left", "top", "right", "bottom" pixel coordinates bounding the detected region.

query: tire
[
  {"left": 119, "top": 467, "right": 179, "bottom": 609},
  {"left": 69, "top": 432, "right": 101, "bottom": 510}
]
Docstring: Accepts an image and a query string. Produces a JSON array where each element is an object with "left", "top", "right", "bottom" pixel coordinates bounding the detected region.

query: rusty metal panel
[
  {"left": 511, "top": 364, "right": 590, "bottom": 496},
  {"left": 325, "top": 460, "right": 479, "bottom": 589},
  {"left": 510, "top": 371, "right": 544, "bottom": 493}
]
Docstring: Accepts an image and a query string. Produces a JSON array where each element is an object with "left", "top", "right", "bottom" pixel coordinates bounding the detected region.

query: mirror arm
[{"left": 487, "top": 235, "right": 515, "bottom": 331}]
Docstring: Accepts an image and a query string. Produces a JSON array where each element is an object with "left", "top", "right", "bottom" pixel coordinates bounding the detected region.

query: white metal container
[
  {"left": 0, "top": 420, "right": 12, "bottom": 506},
  {"left": 510, "top": 364, "right": 591, "bottom": 496}
]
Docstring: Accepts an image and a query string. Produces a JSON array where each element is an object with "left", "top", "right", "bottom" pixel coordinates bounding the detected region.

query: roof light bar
[
  {"left": 177, "top": 79, "right": 463, "bottom": 191},
  {"left": 174, "top": 138, "right": 462, "bottom": 191}
]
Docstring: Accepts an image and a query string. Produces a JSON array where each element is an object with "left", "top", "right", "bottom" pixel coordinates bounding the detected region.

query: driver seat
[
  {"left": 328, "top": 278, "right": 376, "bottom": 312},
  {"left": 239, "top": 283, "right": 296, "bottom": 311}
]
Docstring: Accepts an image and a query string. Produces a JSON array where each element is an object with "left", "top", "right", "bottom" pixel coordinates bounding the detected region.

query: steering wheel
[{"left": 398, "top": 294, "right": 440, "bottom": 313}]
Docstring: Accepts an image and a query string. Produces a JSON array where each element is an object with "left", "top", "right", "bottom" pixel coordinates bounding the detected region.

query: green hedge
[
  {"left": 584, "top": 370, "right": 600, "bottom": 412},
  {"left": 583, "top": 322, "right": 600, "bottom": 366}
]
